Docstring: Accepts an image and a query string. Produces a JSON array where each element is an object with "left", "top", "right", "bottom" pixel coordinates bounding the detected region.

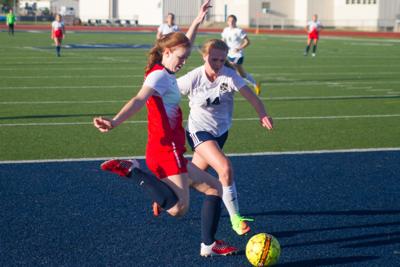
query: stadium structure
[{"left": 78, "top": 0, "right": 400, "bottom": 31}]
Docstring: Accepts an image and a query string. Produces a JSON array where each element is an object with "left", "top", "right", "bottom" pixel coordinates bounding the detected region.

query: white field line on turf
[
  {"left": 2, "top": 71, "right": 399, "bottom": 79},
  {"left": 1, "top": 114, "right": 400, "bottom": 127},
  {"left": 1, "top": 94, "right": 399, "bottom": 105},
  {"left": 1, "top": 74, "right": 144, "bottom": 79},
  {"left": 0, "top": 85, "right": 137, "bottom": 90},
  {"left": 1, "top": 64, "right": 399, "bottom": 71},
  {"left": 1, "top": 147, "right": 400, "bottom": 164},
  {"left": 2, "top": 80, "right": 400, "bottom": 90}
]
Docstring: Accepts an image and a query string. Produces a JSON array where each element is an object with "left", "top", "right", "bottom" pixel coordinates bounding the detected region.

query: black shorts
[{"left": 186, "top": 131, "right": 229, "bottom": 151}]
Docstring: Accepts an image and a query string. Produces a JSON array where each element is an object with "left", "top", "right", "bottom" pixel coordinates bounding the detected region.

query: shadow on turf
[
  {"left": 283, "top": 231, "right": 400, "bottom": 249},
  {"left": 276, "top": 255, "right": 379, "bottom": 267}
]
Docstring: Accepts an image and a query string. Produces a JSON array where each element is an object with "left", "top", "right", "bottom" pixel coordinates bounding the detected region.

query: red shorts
[
  {"left": 146, "top": 145, "right": 188, "bottom": 179},
  {"left": 145, "top": 94, "right": 188, "bottom": 179},
  {"left": 54, "top": 29, "right": 63, "bottom": 38},
  {"left": 308, "top": 31, "right": 319, "bottom": 40}
]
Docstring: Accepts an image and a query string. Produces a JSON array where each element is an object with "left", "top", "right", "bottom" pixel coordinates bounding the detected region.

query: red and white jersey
[
  {"left": 307, "top": 20, "right": 322, "bottom": 34},
  {"left": 143, "top": 64, "right": 185, "bottom": 150},
  {"left": 178, "top": 65, "right": 247, "bottom": 137},
  {"left": 52, "top": 20, "right": 64, "bottom": 31},
  {"left": 144, "top": 64, "right": 181, "bottom": 129},
  {"left": 143, "top": 64, "right": 187, "bottom": 178}
]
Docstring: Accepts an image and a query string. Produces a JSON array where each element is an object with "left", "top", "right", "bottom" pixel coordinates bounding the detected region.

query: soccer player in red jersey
[
  {"left": 94, "top": 0, "right": 238, "bottom": 257},
  {"left": 51, "top": 14, "right": 65, "bottom": 57},
  {"left": 304, "top": 14, "right": 323, "bottom": 57}
]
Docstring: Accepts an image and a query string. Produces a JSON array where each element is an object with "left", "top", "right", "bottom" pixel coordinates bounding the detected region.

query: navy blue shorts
[
  {"left": 227, "top": 56, "right": 244, "bottom": 65},
  {"left": 186, "top": 131, "right": 229, "bottom": 151}
]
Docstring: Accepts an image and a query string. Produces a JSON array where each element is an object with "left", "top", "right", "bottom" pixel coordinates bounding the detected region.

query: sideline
[{"left": 1, "top": 147, "right": 399, "bottom": 164}]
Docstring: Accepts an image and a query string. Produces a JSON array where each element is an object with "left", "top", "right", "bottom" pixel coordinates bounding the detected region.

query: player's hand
[
  {"left": 194, "top": 0, "right": 212, "bottom": 24},
  {"left": 93, "top": 117, "right": 114, "bottom": 132},
  {"left": 260, "top": 115, "right": 273, "bottom": 130}
]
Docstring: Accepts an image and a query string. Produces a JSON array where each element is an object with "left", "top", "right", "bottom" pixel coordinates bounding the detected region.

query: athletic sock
[
  {"left": 305, "top": 45, "right": 310, "bottom": 54},
  {"left": 201, "top": 195, "right": 222, "bottom": 245},
  {"left": 56, "top": 46, "right": 61, "bottom": 56},
  {"left": 129, "top": 168, "right": 178, "bottom": 210},
  {"left": 222, "top": 183, "right": 240, "bottom": 218},
  {"left": 313, "top": 44, "right": 317, "bottom": 54}
]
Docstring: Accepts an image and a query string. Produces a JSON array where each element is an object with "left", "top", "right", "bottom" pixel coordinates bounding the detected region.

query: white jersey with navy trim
[
  {"left": 221, "top": 26, "right": 247, "bottom": 58},
  {"left": 158, "top": 23, "right": 179, "bottom": 36},
  {"left": 178, "top": 65, "right": 247, "bottom": 137}
]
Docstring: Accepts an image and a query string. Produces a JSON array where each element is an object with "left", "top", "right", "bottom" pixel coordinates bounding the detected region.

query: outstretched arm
[
  {"left": 239, "top": 86, "right": 273, "bottom": 130},
  {"left": 186, "top": 0, "right": 212, "bottom": 45},
  {"left": 93, "top": 85, "right": 155, "bottom": 132}
]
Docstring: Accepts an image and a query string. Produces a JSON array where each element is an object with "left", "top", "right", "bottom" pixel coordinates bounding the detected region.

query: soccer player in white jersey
[
  {"left": 304, "top": 14, "right": 323, "bottom": 57},
  {"left": 221, "top": 14, "right": 261, "bottom": 95},
  {"left": 157, "top": 13, "right": 180, "bottom": 40},
  {"left": 51, "top": 14, "right": 65, "bottom": 57},
  {"left": 177, "top": 39, "right": 273, "bottom": 235}
]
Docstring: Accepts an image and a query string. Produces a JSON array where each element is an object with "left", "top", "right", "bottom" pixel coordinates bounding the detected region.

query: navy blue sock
[
  {"left": 129, "top": 168, "right": 178, "bottom": 210},
  {"left": 56, "top": 46, "right": 61, "bottom": 55},
  {"left": 201, "top": 195, "right": 222, "bottom": 245}
]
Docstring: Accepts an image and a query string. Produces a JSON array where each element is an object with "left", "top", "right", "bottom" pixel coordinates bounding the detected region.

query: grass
[{"left": 0, "top": 30, "right": 399, "bottom": 160}]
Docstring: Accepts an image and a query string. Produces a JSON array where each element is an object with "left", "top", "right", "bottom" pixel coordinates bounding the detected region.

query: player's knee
[
  {"left": 217, "top": 159, "right": 233, "bottom": 185},
  {"left": 167, "top": 200, "right": 189, "bottom": 217}
]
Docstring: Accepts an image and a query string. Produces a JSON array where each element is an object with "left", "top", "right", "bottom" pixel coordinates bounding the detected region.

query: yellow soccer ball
[{"left": 246, "top": 233, "right": 281, "bottom": 266}]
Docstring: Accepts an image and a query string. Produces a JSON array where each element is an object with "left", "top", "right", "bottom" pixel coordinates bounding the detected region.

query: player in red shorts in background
[
  {"left": 304, "top": 14, "right": 323, "bottom": 57},
  {"left": 93, "top": 0, "right": 238, "bottom": 257},
  {"left": 51, "top": 14, "right": 65, "bottom": 57}
]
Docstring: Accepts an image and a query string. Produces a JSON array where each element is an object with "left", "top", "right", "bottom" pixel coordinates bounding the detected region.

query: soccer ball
[{"left": 245, "top": 233, "right": 281, "bottom": 266}]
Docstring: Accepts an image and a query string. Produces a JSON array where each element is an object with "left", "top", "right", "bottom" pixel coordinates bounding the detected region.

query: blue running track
[{"left": 1, "top": 150, "right": 399, "bottom": 266}]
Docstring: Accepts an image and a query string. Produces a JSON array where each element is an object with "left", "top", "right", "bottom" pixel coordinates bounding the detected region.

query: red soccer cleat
[
  {"left": 100, "top": 159, "right": 140, "bottom": 177},
  {"left": 200, "top": 240, "right": 239, "bottom": 257}
]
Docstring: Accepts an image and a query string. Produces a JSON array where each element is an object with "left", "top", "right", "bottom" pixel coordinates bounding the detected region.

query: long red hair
[{"left": 145, "top": 32, "right": 191, "bottom": 73}]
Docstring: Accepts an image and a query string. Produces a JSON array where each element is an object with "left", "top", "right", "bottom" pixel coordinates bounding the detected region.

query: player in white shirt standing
[
  {"left": 157, "top": 13, "right": 180, "bottom": 40},
  {"left": 304, "top": 14, "right": 323, "bottom": 57},
  {"left": 177, "top": 39, "right": 273, "bottom": 235},
  {"left": 221, "top": 15, "right": 261, "bottom": 95},
  {"left": 51, "top": 14, "right": 65, "bottom": 57}
]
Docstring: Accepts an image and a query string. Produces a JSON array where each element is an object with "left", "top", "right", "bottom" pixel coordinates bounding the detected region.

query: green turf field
[{"left": 0, "top": 31, "right": 399, "bottom": 160}]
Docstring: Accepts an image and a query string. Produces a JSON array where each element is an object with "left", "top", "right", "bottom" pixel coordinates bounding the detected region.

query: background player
[
  {"left": 304, "top": 14, "right": 323, "bottom": 57},
  {"left": 6, "top": 8, "right": 16, "bottom": 36},
  {"left": 221, "top": 14, "right": 261, "bottom": 95},
  {"left": 177, "top": 39, "right": 273, "bottom": 235},
  {"left": 157, "top": 13, "right": 180, "bottom": 39},
  {"left": 51, "top": 14, "right": 66, "bottom": 57}
]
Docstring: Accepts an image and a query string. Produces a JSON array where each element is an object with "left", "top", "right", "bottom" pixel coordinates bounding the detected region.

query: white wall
[
  {"left": 378, "top": 0, "right": 400, "bottom": 27},
  {"left": 213, "top": 0, "right": 250, "bottom": 27},
  {"left": 293, "top": 0, "right": 308, "bottom": 26},
  {"left": 249, "top": 0, "right": 295, "bottom": 27},
  {"left": 333, "top": 0, "right": 379, "bottom": 28},
  {"left": 118, "top": 0, "right": 162, "bottom": 24},
  {"left": 163, "top": 0, "right": 203, "bottom": 25},
  {"left": 79, "top": 0, "right": 109, "bottom": 21}
]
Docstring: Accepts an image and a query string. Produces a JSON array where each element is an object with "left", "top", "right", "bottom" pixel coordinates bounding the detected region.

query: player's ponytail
[{"left": 145, "top": 32, "right": 191, "bottom": 74}]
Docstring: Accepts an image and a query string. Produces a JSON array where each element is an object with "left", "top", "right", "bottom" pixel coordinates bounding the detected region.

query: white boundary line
[
  {"left": 1, "top": 114, "right": 399, "bottom": 127},
  {"left": 1, "top": 147, "right": 399, "bottom": 164},
  {"left": 1, "top": 94, "right": 399, "bottom": 105}
]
